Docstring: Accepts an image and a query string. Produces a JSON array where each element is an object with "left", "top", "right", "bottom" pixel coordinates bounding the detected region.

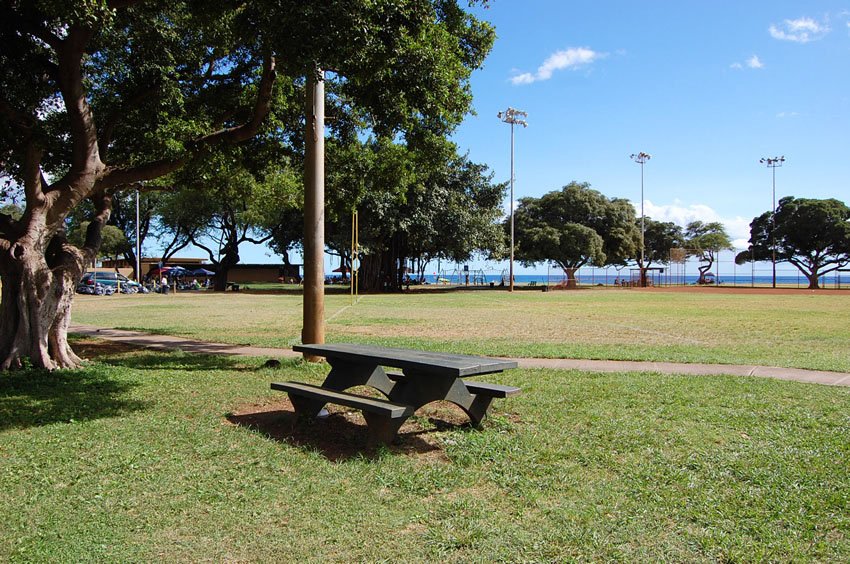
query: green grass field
[
  {"left": 2, "top": 344, "right": 849, "bottom": 562},
  {"left": 2, "top": 287, "right": 849, "bottom": 561},
  {"left": 71, "top": 287, "right": 850, "bottom": 371}
]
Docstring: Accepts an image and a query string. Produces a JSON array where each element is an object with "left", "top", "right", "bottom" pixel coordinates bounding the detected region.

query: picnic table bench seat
[
  {"left": 385, "top": 371, "right": 521, "bottom": 398},
  {"left": 271, "top": 381, "right": 415, "bottom": 445}
]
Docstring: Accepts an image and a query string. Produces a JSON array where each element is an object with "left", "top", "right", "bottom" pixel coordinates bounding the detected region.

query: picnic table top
[{"left": 293, "top": 343, "right": 517, "bottom": 378}]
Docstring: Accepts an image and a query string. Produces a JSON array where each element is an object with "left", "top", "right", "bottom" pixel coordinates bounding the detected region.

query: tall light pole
[
  {"left": 135, "top": 188, "right": 141, "bottom": 281},
  {"left": 630, "top": 151, "right": 651, "bottom": 286},
  {"left": 498, "top": 107, "right": 527, "bottom": 293},
  {"left": 759, "top": 156, "right": 785, "bottom": 289}
]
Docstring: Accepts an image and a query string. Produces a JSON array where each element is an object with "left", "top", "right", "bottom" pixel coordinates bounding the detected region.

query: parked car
[
  {"left": 76, "top": 279, "right": 115, "bottom": 295},
  {"left": 78, "top": 272, "right": 146, "bottom": 294}
]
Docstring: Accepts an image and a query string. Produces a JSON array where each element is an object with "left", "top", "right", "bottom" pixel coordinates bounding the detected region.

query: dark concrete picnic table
[{"left": 271, "top": 343, "right": 520, "bottom": 445}]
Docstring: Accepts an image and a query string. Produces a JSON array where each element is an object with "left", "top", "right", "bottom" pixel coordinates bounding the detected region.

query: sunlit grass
[
  {"left": 2, "top": 344, "right": 849, "bottom": 561},
  {"left": 71, "top": 287, "right": 850, "bottom": 371}
]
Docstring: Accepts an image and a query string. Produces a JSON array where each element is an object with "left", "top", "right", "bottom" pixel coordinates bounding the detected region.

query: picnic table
[{"left": 271, "top": 343, "right": 520, "bottom": 445}]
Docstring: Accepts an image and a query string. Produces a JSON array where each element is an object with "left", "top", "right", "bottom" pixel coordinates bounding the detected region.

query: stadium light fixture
[
  {"left": 498, "top": 107, "right": 528, "bottom": 293},
  {"left": 630, "top": 152, "right": 652, "bottom": 286},
  {"left": 759, "top": 156, "right": 785, "bottom": 288}
]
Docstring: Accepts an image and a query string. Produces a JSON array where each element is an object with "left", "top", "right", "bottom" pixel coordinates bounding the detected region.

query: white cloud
[
  {"left": 638, "top": 200, "right": 752, "bottom": 250},
  {"left": 776, "top": 111, "right": 799, "bottom": 118},
  {"left": 511, "top": 47, "right": 603, "bottom": 85},
  {"left": 730, "top": 55, "right": 764, "bottom": 70},
  {"left": 769, "top": 17, "right": 830, "bottom": 43},
  {"left": 725, "top": 217, "right": 755, "bottom": 249},
  {"left": 747, "top": 55, "right": 764, "bottom": 69},
  {"left": 510, "top": 72, "right": 536, "bottom": 85},
  {"left": 642, "top": 200, "right": 719, "bottom": 226}
]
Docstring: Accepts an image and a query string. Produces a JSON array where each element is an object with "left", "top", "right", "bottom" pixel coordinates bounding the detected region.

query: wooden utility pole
[{"left": 302, "top": 68, "right": 325, "bottom": 359}]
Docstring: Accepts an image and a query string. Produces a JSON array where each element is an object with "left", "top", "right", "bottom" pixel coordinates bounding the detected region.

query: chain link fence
[{"left": 567, "top": 251, "right": 848, "bottom": 289}]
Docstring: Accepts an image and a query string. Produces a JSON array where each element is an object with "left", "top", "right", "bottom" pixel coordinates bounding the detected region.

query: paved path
[{"left": 70, "top": 323, "right": 850, "bottom": 388}]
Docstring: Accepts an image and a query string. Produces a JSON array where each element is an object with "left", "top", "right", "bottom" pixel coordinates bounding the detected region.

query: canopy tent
[
  {"left": 332, "top": 265, "right": 350, "bottom": 273},
  {"left": 146, "top": 266, "right": 171, "bottom": 279},
  {"left": 166, "top": 266, "right": 190, "bottom": 276},
  {"left": 191, "top": 268, "right": 215, "bottom": 276},
  {"left": 148, "top": 265, "right": 191, "bottom": 279}
]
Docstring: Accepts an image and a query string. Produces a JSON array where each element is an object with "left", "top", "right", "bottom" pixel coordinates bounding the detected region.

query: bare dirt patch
[{"left": 226, "top": 398, "right": 481, "bottom": 462}]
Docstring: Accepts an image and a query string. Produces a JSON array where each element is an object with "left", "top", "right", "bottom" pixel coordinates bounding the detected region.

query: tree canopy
[
  {"left": 685, "top": 221, "right": 732, "bottom": 284},
  {"left": 513, "top": 182, "right": 639, "bottom": 286},
  {"left": 637, "top": 218, "right": 685, "bottom": 268},
  {"left": 155, "top": 145, "right": 301, "bottom": 290},
  {"left": 321, "top": 136, "right": 505, "bottom": 292},
  {"left": 0, "top": 0, "right": 495, "bottom": 369},
  {"left": 736, "top": 197, "right": 850, "bottom": 289}
]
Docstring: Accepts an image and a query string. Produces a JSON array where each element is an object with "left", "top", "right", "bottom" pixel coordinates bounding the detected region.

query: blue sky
[
  {"left": 456, "top": 1, "right": 850, "bottom": 246},
  {"left": 184, "top": 1, "right": 850, "bottom": 272}
]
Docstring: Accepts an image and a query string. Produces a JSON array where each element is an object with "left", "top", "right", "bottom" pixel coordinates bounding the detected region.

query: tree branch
[
  {"left": 160, "top": 226, "right": 192, "bottom": 263},
  {"left": 80, "top": 189, "right": 112, "bottom": 264},
  {"left": 244, "top": 233, "right": 274, "bottom": 245},
  {"left": 817, "top": 263, "right": 847, "bottom": 277},
  {"left": 187, "top": 232, "right": 220, "bottom": 265},
  {"left": 22, "top": 143, "right": 47, "bottom": 208},
  {"left": 54, "top": 26, "right": 102, "bottom": 176},
  {"left": 96, "top": 53, "right": 277, "bottom": 192},
  {"left": 97, "top": 157, "right": 190, "bottom": 192},
  {"left": 191, "top": 53, "right": 277, "bottom": 147}
]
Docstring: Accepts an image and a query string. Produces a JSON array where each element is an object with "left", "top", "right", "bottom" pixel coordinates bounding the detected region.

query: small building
[
  {"left": 99, "top": 257, "right": 209, "bottom": 279},
  {"left": 97, "top": 258, "right": 301, "bottom": 284},
  {"left": 226, "top": 264, "right": 302, "bottom": 284}
]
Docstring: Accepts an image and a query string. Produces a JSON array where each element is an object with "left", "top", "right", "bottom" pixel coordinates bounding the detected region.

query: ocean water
[{"left": 420, "top": 272, "right": 842, "bottom": 287}]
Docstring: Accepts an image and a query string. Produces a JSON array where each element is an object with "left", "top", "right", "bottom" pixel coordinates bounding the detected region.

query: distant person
[{"left": 161, "top": 275, "right": 169, "bottom": 294}]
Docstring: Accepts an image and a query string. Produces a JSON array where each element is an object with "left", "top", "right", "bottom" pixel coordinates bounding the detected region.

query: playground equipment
[{"left": 437, "top": 267, "right": 490, "bottom": 286}]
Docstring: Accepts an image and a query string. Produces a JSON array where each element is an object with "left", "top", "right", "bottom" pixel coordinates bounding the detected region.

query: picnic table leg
[
  {"left": 465, "top": 395, "right": 495, "bottom": 428},
  {"left": 362, "top": 412, "right": 408, "bottom": 446},
  {"left": 322, "top": 361, "right": 396, "bottom": 396},
  {"left": 287, "top": 393, "right": 327, "bottom": 419},
  {"left": 389, "top": 370, "right": 493, "bottom": 426}
]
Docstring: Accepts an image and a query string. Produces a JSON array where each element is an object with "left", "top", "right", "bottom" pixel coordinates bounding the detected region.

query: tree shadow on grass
[
  {"left": 71, "top": 335, "right": 267, "bottom": 373},
  {"left": 0, "top": 367, "right": 148, "bottom": 432},
  {"left": 226, "top": 399, "right": 475, "bottom": 462},
  {"left": 100, "top": 351, "right": 254, "bottom": 372}
]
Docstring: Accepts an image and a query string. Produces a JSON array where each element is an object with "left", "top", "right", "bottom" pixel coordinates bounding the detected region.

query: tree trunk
[
  {"left": 805, "top": 271, "right": 820, "bottom": 290},
  {"left": 0, "top": 237, "right": 88, "bottom": 370},
  {"left": 359, "top": 251, "right": 389, "bottom": 293},
  {"left": 359, "top": 244, "right": 408, "bottom": 293},
  {"left": 122, "top": 248, "right": 138, "bottom": 281},
  {"left": 213, "top": 253, "right": 240, "bottom": 291},
  {"left": 697, "top": 262, "right": 713, "bottom": 284},
  {"left": 563, "top": 267, "right": 578, "bottom": 289}
]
